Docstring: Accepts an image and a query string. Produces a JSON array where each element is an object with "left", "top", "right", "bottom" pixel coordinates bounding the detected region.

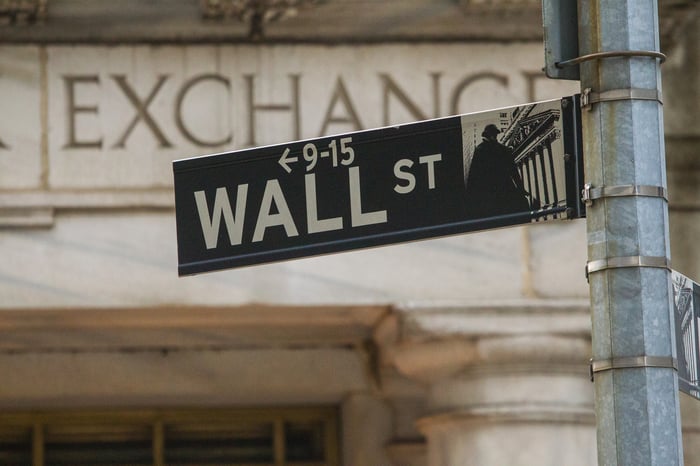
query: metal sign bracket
[
  {"left": 589, "top": 356, "right": 678, "bottom": 382},
  {"left": 581, "top": 87, "right": 663, "bottom": 111},
  {"left": 542, "top": 0, "right": 580, "bottom": 80},
  {"left": 581, "top": 183, "right": 668, "bottom": 207},
  {"left": 585, "top": 255, "right": 672, "bottom": 281},
  {"left": 557, "top": 49, "right": 666, "bottom": 69}
]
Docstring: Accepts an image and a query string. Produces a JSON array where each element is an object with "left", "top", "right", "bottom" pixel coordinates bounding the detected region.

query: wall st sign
[{"left": 174, "top": 97, "right": 584, "bottom": 274}]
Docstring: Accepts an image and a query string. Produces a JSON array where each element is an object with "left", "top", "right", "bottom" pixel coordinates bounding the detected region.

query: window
[{"left": 0, "top": 407, "right": 339, "bottom": 466}]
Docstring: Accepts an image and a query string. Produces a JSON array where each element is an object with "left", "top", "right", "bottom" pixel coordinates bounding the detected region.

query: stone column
[{"left": 376, "top": 302, "right": 596, "bottom": 466}]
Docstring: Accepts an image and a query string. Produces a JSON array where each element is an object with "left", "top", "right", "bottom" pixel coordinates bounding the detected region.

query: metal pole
[{"left": 578, "top": 0, "right": 684, "bottom": 465}]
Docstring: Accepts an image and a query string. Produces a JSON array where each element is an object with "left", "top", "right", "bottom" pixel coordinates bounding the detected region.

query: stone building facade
[{"left": 0, "top": 1, "right": 699, "bottom": 464}]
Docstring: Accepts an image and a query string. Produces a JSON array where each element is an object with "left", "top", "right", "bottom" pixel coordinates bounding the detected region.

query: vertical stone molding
[
  {"left": 681, "top": 393, "right": 700, "bottom": 466},
  {"left": 385, "top": 441, "right": 427, "bottom": 466},
  {"left": 341, "top": 392, "right": 394, "bottom": 466},
  {"left": 376, "top": 303, "right": 595, "bottom": 466}
]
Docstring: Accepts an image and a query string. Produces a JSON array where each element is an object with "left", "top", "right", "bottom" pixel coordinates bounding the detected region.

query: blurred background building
[{"left": 0, "top": 0, "right": 699, "bottom": 464}]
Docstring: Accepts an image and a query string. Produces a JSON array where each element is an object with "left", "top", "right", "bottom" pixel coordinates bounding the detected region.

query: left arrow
[{"left": 278, "top": 148, "right": 298, "bottom": 173}]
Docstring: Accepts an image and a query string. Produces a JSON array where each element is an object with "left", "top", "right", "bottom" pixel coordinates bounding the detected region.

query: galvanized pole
[{"left": 578, "top": 0, "right": 684, "bottom": 464}]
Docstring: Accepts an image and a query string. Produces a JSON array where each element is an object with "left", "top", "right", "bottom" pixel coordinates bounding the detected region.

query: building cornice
[
  {"left": 0, "top": 0, "right": 695, "bottom": 48},
  {"left": 374, "top": 300, "right": 592, "bottom": 382}
]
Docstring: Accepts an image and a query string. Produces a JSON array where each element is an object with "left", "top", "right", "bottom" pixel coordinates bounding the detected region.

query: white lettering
[
  {"left": 253, "top": 179, "right": 299, "bottom": 242},
  {"left": 194, "top": 186, "right": 248, "bottom": 249},
  {"left": 305, "top": 174, "right": 344, "bottom": 234},
  {"left": 349, "top": 166, "right": 387, "bottom": 227},
  {"left": 419, "top": 153, "right": 442, "bottom": 189},
  {"left": 393, "top": 158, "right": 415, "bottom": 194}
]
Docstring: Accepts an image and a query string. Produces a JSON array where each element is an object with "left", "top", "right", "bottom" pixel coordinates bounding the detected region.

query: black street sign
[
  {"left": 673, "top": 270, "right": 700, "bottom": 400},
  {"left": 174, "top": 96, "right": 584, "bottom": 275},
  {"left": 542, "top": 0, "right": 580, "bottom": 80}
]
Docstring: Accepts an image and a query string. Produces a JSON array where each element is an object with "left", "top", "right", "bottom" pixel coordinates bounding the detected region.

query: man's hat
[{"left": 482, "top": 124, "right": 501, "bottom": 138}]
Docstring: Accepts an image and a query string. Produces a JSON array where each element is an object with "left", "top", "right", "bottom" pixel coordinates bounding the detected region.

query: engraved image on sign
[{"left": 673, "top": 270, "right": 700, "bottom": 400}]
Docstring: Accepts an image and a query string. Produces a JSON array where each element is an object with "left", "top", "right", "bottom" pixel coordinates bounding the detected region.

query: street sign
[
  {"left": 673, "top": 270, "right": 700, "bottom": 399},
  {"left": 542, "top": 0, "right": 580, "bottom": 80},
  {"left": 174, "top": 96, "right": 584, "bottom": 275}
]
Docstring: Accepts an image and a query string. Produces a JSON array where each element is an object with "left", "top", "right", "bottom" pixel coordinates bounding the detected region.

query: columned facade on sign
[
  {"left": 1, "top": 1, "right": 700, "bottom": 465},
  {"left": 502, "top": 104, "right": 565, "bottom": 218}
]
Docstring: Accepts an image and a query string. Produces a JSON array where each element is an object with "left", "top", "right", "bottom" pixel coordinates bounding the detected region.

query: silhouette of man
[{"left": 465, "top": 124, "right": 530, "bottom": 218}]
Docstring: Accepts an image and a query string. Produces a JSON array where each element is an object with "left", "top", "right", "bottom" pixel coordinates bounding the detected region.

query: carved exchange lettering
[
  {"left": 63, "top": 75, "right": 102, "bottom": 149},
  {"left": 176, "top": 74, "right": 232, "bottom": 148},
  {"left": 112, "top": 75, "right": 172, "bottom": 149},
  {"left": 57, "top": 70, "right": 548, "bottom": 151}
]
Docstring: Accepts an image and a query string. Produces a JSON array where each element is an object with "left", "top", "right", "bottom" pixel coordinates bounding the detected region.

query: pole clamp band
[
  {"left": 581, "top": 87, "right": 663, "bottom": 111},
  {"left": 589, "top": 356, "right": 677, "bottom": 381},
  {"left": 581, "top": 183, "right": 668, "bottom": 206},
  {"left": 556, "top": 50, "right": 667, "bottom": 69},
  {"left": 585, "top": 255, "right": 671, "bottom": 280}
]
